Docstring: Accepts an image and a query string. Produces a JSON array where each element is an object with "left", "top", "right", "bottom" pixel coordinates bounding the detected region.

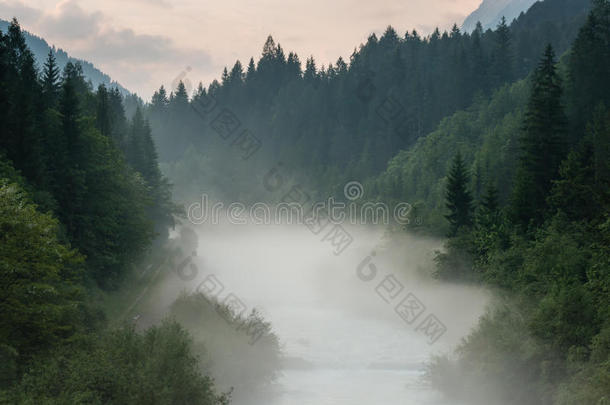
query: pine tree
[
  {"left": 568, "top": 0, "right": 610, "bottom": 132},
  {"left": 445, "top": 151, "right": 474, "bottom": 236},
  {"left": 379, "top": 26, "right": 399, "bottom": 47},
  {"left": 96, "top": 84, "right": 111, "bottom": 138},
  {"left": 5, "top": 19, "right": 46, "bottom": 185},
  {"left": 304, "top": 57, "right": 317, "bottom": 82},
  {"left": 261, "top": 35, "right": 276, "bottom": 60},
  {"left": 246, "top": 58, "right": 256, "bottom": 82},
  {"left": 41, "top": 49, "right": 60, "bottom": 108},
  {"left": 0, "top": 30, "right": 9, "bottom": 151},
  {"left": 151, "top": 85, "right": 169, "bottom": 112},
  {"left": 470, "top": 22, "right": 488, "bottom": 92},
  {"left": 108, "top": 87, "right": 127, "bottom": 149},
  {"left": 511, "top": 44, "right": 567, "bottom": 227},
  {"left": 170, "top": 81, "right": 189, "bottom": 114},
  {"left": 221, "top": 67, "right": 229, "bottom": 85},
  {"left": 57, "top": 66, "right": 86, "bottom": 235},
  {"left": 481, "top": 181, "right": 499, "bottom": 214},
  {"left": 287, "top": 52, "right": 301, "bottom": 78},
  {"left": 127, "top": 107, "right": 161, "bottom": 187},
  {"left": 477, "top": 181, "right": 500, "bottom": 228},
  {"left": 229, "top": 60, "right": 244, "bottom": 84},
  {"left": 491, "top": 17, "right": 513, "bottom": 86}
]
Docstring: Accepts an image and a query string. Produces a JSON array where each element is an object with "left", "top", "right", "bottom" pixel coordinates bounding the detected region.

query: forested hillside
[
  {"left": 144, "top": 0, "right": 609, "bottom": 403},
  {"left": 0, "top": 18, "right": 129, "bottom": 95},
  {"left": 147, "top": 0, "right": 591, "bottom": 203},
  {"left": 1, "top": 0, "right": 608, "bottom": 402},
  {"left": 0, "top": 19, "right": 229, "bottom": 403},
  {"left": 461, "top": 0, "right": 537, "bottom": 32},
  {"left": 421, "top": 1, "right": 609, "bottom": 403}
]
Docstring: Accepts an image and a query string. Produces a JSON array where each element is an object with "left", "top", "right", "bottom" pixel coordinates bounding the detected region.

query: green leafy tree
[
  {"left": 4, "top": 321, "right": 230, "bottom": 404},
  {"left": 0, "top": 182, "right": 84, "bottom": 365}
]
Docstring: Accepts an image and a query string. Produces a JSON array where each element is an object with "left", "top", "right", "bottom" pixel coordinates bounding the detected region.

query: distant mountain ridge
[
  {"left": 0, "top": 18, "right": 129, "bottom": 95},
  {"left": 462, "top": 0, "right": 539, "bottom": 32}
]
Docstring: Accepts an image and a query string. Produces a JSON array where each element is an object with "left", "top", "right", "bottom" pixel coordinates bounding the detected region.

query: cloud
[
  {"left": 128, "top": 0, "right": 173, "bottom": 9},
  {"left": 26, "top": 1, "right": 210, "bottom": 64},
  {"left": 0, "top": 0, "right": 213, "bottom": 97},
  {"left": 38, "top": 0, "right": 103, "bottom": 39},
  {"left": 2, "top": 0, "right": 479, "bottom": 99},
  {"left": 0, "top": 1, "right": 42, "bottom": 24}
]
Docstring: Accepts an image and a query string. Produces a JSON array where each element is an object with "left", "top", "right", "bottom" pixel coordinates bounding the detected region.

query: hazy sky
[{"left": 0, "top": 0, "right": 482, "bottom": 99}]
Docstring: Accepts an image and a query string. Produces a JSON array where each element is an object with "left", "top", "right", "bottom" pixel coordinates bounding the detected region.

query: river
[{"left": 154, "top": 223, "right": 489, "bottom": 405}]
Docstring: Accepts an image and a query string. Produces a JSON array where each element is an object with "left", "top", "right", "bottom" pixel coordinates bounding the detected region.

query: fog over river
[{"left": 142, "top": 222, "right": 490, "bottom": 404}]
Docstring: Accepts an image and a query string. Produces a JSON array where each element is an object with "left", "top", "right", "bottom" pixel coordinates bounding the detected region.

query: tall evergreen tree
[
  {"left": 41, "top": 49, "right": 60, "bottom": 108},
  {"left": 171, "top": 81, "right": 189, "bottom": 110},
  {"left": 128, "top": 107, "right": 161, "bottom": 187},
  {"left": 108, "top": 87, "right": 128, "bottom": 149},
  {"left": 491, "top": 17, "right": 514, "bottom": 86},
  {"left": 304, "top": 57, "right": 317, "bottom": 82},
  {"left": 151, "top": 85, "right": 169, "bottom": 113},
  {"left": 4, "top": 19, "right": 46, "bottom": 185},
  {"left": 568, "top": 0, "right": 610, "bottom": 132},
  {"left": 246, "top": 57, "right": 256, "bottom": 81},
  {"left": 445, "top": 151, "right": 474, "bottom": 236},
  {"left": 95, "top": 84, "right": 111, "bottom": 139},
  {"left": 57, "top": 64, "right": 85, "bottom": 236},
  {"left": 511, "top": 44, "right": 567, "bottom": 227}
]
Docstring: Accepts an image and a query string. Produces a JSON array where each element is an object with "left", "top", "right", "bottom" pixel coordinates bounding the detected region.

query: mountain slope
[
  {"left": 0, "top": 18, "right": 129, "bottom": 95},
  {"left": 462, "top": 0, "right": 538, "bottom": 32}
]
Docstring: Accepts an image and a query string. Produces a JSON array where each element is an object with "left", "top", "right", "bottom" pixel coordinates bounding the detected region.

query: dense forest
[
  {"left": 146, "top": 0, "right": 590, "bottom": 203},
  {"left": 146, "top": 0, "right": 609, "bottom": 403},
  {"left": 425, "top": 1, "right": 610, "bottom": 402},
  {"left": 0, "top": 19, "right": 234, "bottom": 403},
  {"left": 1, "top": 0, "right": 609, "bottom": 402}
]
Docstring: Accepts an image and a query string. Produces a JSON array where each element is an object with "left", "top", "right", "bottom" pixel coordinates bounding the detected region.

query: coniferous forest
[{"left": 0, "top": 0, "right": 609, "bottom": 403}]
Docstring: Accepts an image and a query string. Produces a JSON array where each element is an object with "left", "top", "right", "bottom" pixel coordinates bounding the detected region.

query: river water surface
[{"left": 159, "top": 223, "right": 490, "bottom": 405}]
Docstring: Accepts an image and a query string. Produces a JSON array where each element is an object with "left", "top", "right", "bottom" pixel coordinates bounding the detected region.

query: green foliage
[
  {"left": 2, "top": 321, "right": 229, "bottom": 405},
  {"left": 169, "top": 292, "right": 281, "bottom": 399},
  {"left": 0, "top": 182, "right": 84, "bottom": 367},
  {"left": 0, "top": 20, "right": 174, "bottom": 286},
  {"left": 426, "top": 3, "right": 610, "bottom": 404},
  {"left": 372, "top": 80, "right": 529, "bottom": 233},
  {"left": 0, "top": 19, "right": 213, "bottom": 403},
  {"left": 444, "top": 151, "right": 474, "bottom": 236},
  {"left": 511, "top": 45, "right": 567, "bottom": 228},
  {"left": 568, "top": 0, "right": 610, "bottom": 132},
  {"left": 147, "top": 0, "right": 590, "bottom": 202}
]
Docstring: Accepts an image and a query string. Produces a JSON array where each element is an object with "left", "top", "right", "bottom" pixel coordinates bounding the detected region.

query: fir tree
[
  {"left": 151, "top": 85, "right": 169, "bottom": 112},
  {"left": 511, "top": 44, "right": 567, "bottom": 227},
  {"left": 95, "top": 84, "right": 111, "bottom": 138},
  {"left": 304, "top": 57, "right": 317, "bottom": 82},
  {"left": 41, "top": 49, "right": 60, "bottom": 108},
  {"left": 568, "top": 0, "right": 610, "bottom": 132},
  {"left": 246, "top": 57, "right": 256, "bottom": 80},
  {"left": 445, "top": 151, "right": 474, "bottom": 236},
  {"left": 491, "top": 17, "right": 513, "bottom": 86}
]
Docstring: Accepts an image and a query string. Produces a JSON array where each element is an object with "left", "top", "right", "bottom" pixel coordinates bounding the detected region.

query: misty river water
[{"left": 155, "top": 223, "right": 489, "bottom": 405}]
